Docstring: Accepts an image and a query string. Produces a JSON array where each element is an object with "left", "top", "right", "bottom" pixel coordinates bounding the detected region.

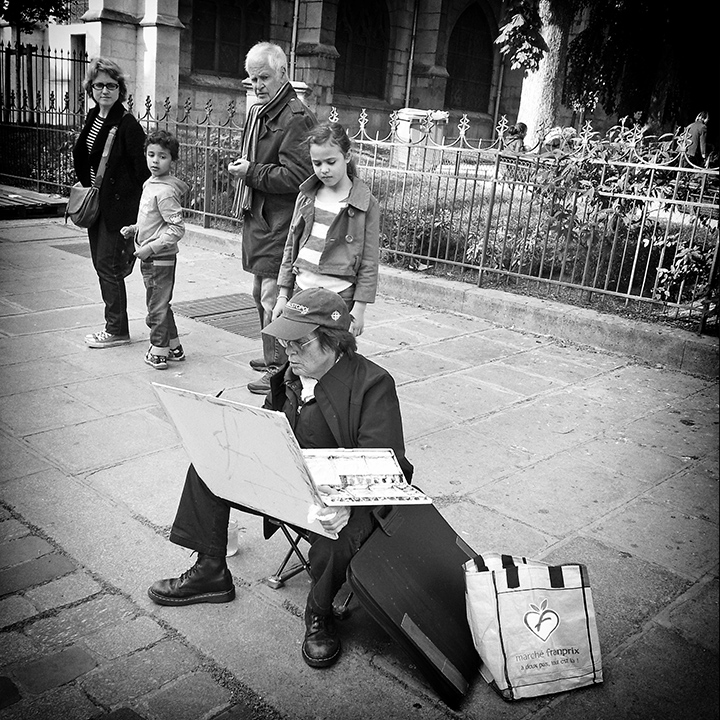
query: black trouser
[
  {"left": 169, "top": 465, "right": 376, "bottom": 616},
  {"left": 88, "top": 214, "right": 129, "bottom": 336}
]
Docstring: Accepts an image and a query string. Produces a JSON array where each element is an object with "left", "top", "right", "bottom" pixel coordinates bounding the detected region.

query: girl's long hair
[{"left": 307, "top": 122, "right": 357, "bottom": 179}]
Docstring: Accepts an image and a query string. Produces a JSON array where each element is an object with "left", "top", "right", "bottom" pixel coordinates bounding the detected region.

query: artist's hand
[
  {"left": 120, "top": 225, "right": 134, "bottom": 239},
  {"left": 228, "top": 157, "right": 250, "bottom": 179},
  {"left": 315, "top": 505, "right": 351, "bottom": 535}
]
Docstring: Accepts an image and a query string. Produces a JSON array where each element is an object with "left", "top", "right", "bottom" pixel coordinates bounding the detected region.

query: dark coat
[
  {"left": 266, "top": 352, "right": 413, "bottom": 481},
  {"left": 242, "top": 83, "right": 316, "bottom": 278},
  {"left": 263, "top": 351, "right": 413, "bottom": 539},
  {"left": 72, "top": 101, "right": 150, "bottom": 231}
]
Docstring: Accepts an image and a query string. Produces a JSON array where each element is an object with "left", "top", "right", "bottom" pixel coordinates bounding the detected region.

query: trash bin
[
  {"left": 396, "top": 108, "right": 428, "bottom": 143},
  {"left": 428, "top": 110, "right": 449, "bottom": 145}
]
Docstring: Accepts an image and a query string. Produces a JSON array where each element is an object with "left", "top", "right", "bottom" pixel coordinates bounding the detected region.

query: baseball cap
[{"left": 262, "top": 287, "right": 351, "bottom": 341}]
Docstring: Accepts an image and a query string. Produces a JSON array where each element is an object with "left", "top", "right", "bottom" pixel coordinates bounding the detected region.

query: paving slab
[
  {"left": 79, "top": 640, "right": 201, "bottom": 706},
  {"left": 0, "top": 554, "right": 77, "bottom": 596},
  {"left": 143, "top": 672, "right": 233, "bottom": 720},
  {"left": 24, "top": 410, "right": 180, "bottom": 474},
  {"left": 587, "top": 497, "right": 719, "bottom": 581},
  {"left": 24, "top": 595, "right": 137, "bottom": 649},
  {"left": 0, "top": 631, "right": 42, "bottom": 667},
  {"left": 13, "top": 645, "right": 97, "bottom": 694},
  {"left": 82, "top": 616, "right": 168, "bottom": 661},
  {"left": 0, "top": 218, "right": 716, "bottom": 720},
  {"left": 0, "top": 684, "right": 101, "bottom": 720},
  {"left": 542, "top": 625, "right": 719, "bottom": 720},
  {"left": 0, "top": 595, "right": 38, "bottom": 628},
  {"left": 24, "top": 572, "right": 103, "bottom": 612}
]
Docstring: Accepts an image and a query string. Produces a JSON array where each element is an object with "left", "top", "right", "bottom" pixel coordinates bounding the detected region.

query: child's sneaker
[
  {"left": 168, "top": 345, "right": 185, "bottom": 361},
  {"left": 85, "top": 330, "right": 131, "bottom": 348},
  {"left": 145, "top": 350, "right": 168, "bottom": 370}
]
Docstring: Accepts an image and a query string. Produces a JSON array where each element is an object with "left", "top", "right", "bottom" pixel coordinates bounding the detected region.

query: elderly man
[
  {"left": 148, "top": 288, "right": 413, "bottom": 668},
  {"left": 229, "top": 41, "right": 316, "bottom": 395}
]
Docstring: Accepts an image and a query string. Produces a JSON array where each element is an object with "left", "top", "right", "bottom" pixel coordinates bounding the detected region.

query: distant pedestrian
[
  {"left": 504, "top": 122, "right": 527, "bottom": 152},
  {"left": 72, "top": 57, "right": 150, "bottom": 348},
  {"left": 684, "top": 111, "right": 709, "bottom": 167},
  {"left": 120, "top": 130, "right": 188, "bottom": 370},
  {"left": 620, "top": 109, "right": 644, "bottom": 132},
  {"left": 273, "top": 122, "right": 379, "bottom": 337},
  {"left": 228, "top": 42, "right": 316, "bottom": 395}
]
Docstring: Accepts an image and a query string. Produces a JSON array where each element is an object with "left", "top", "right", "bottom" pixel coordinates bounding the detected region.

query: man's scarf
[{"left": 232, "top": 81, "right": 292, "bottom": 218}]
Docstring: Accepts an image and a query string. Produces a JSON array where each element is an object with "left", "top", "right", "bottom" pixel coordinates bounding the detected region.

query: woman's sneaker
[
  {"left": 85, "top": 330, "right": 131, "bottom": 348},
  {"left": 168, "top": 345, "right": 185, "bottom": 361},
  {"left": 145, "top": 350, "right": 168, "bottom": 370}
]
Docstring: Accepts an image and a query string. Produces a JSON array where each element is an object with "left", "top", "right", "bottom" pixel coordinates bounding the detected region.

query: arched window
[
  {"left": 444, "top": 4, "right": 494, "bottom": 113},
  {"left": 192, "top": 0, "right": 268, "bottom": 76},
  {"left": 335, "top": 0, "right": 389, "bottom": 98}
]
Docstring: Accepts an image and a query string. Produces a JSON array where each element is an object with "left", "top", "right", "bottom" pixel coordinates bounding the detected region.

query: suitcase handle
[{"left": 373, "top": 505, "right": 404, "bottom": 536}]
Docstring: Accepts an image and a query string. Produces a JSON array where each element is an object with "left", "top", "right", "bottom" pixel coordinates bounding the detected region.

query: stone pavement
[{"left": 0, "top": 217, "right": 717, "bottom": 720}]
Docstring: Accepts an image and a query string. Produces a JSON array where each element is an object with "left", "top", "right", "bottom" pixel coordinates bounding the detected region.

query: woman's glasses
[
  {"left": 277, "top": 336, "right": 318, "bottom": 352},
  {"left": 92, "top": 83, "right": 119, "bottom": 92}
]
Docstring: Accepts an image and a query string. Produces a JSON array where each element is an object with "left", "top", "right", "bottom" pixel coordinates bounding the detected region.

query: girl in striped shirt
[{"left": 274, "top": 122, "right": 380, "bottom": 336}]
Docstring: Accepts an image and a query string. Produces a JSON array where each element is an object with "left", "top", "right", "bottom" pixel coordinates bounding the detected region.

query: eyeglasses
[
  {"left": 277, "top": 336, "right": 318, "bottom": 352},
  {"left": 92, "top": 82, "right": 119, "bottom": 92}
]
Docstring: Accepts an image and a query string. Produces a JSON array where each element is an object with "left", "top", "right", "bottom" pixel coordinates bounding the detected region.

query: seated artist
[{"left": 148, "top": 287, "right": 413, "bottom": 668}]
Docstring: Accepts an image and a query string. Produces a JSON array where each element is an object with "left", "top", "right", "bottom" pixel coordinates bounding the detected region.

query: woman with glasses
[
  {"left": 148, "top": 288, "right": 414, "bottom": 670},
  {"left": 72, "top": 57, "right": 150, "bottom": 348}
]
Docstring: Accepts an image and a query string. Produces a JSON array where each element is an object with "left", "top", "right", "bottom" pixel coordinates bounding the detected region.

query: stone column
[
  {"left": 293, "top": 0, "right": 339, "bottom": 113},
  {"left": 407, "top": 0, "right": 448, "bottom": 110},
  {"left": 136, "top": 0, "right": 184, "bottom": 119},
  {"left": 82, "top": 0, "right": 183, "bottom": 119},
  {"left": 82, "top": 0, "right": 139, "bottom": 86}
]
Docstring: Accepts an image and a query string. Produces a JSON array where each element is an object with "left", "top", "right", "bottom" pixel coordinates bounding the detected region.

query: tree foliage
[
  {"left": 494, "top": 0, "right": 548, "bottom": 73},
  {"left": 565, "top": 0, "right": 666, "bottom": 115},
  {"left": 496, "top": 0, "right": 717, "bottom": 128},
  {"left": 0, "top": 0, "right": 71, "bottom": 34}
]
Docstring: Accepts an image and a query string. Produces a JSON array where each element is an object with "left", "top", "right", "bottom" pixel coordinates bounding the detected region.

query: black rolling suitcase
[{"left": 347, "top": 503, "right": 479, "bottom": 708}]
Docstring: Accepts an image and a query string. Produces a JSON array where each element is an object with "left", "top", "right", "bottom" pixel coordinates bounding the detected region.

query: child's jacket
[
  {"left": 278, "top": 175, "right": 380, "bottom": 303},
  {"left": 132, "top": 175, "right": 188, "bottom": 257}
]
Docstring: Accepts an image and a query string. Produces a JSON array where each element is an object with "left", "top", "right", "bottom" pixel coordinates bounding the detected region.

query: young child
[
  {"left": 121, "top": 129, "right": 188, "bottom": 369},
  {"left": 273, "top": 122, "right": 379, "bottom": 336}
]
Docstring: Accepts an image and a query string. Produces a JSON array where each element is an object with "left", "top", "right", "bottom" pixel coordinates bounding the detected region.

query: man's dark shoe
[
  {"left": 302, "top": 607, "right": 341, "bottom": 668},
  {"left": 148, "top": 554, "right": 235, "bottom": 606},
  {"left": 249, "top": 357, "right": 267, "bottom": 372},
  {"left": 247, "top": 367, "right": 280, "bottom": 395}
]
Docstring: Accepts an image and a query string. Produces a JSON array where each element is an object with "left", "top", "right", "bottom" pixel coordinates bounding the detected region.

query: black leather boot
[
  {"left": 302, "top": 606, "right": 341, "bottom": 668},
  {"left": 147, "top": 554, "right": 235, "bottom": 606}
]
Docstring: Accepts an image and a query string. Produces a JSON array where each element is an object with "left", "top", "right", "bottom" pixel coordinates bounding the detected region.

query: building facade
[{"left": 1, "top": 0, "right": 609, "bottom": 138}]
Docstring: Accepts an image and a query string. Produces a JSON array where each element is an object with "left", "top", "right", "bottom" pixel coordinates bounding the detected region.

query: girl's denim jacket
[{"left": 277, "top": 175, "right": 380, "bottom": 303}]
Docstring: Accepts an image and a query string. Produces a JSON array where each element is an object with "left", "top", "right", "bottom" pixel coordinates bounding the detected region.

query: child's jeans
[{"left": 141, "top": 256, "right": 178, "bottom": 355}]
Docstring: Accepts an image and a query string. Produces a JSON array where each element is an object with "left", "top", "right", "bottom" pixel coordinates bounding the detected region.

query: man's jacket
[{"left": 242, "top": 83, "right": 316, "bottom": 278}]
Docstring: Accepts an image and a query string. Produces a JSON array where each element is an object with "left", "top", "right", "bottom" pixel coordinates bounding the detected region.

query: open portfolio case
[{"left": 152, "top": 384, "right": 431, "bottom": 539}]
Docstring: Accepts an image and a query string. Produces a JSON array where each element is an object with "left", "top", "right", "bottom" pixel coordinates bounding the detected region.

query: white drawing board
[{"left": 152, "top": 383, "right": 334, "bottom": 538}]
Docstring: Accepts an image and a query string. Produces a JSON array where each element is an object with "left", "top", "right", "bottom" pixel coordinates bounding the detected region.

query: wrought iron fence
[
  {"left": 347, "top": 111, "right": 718, "bottom": 332},
  {"left": 1, "top": 42, "right": 88, "bottom": 123},
  {"left": 0, "top": 69, "right": 717, "bottom": 333}
]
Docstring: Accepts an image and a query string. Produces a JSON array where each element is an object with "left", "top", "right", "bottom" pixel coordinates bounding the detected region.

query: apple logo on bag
[{"left": 523, "top": 599, "right": 560, "bottom": 641}]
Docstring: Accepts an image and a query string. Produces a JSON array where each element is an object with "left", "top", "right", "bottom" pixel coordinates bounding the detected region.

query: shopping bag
[
  {"left": 464, "top": 557, "right": 602, "bottom": 700},
  {"left": 65, "top": 183, "right": 100, "bottom": 228}
]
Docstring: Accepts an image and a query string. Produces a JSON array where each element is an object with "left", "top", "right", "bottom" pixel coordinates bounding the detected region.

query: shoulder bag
[{"left": 65, "top": 125, "right": 118, "bottom": 228}]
